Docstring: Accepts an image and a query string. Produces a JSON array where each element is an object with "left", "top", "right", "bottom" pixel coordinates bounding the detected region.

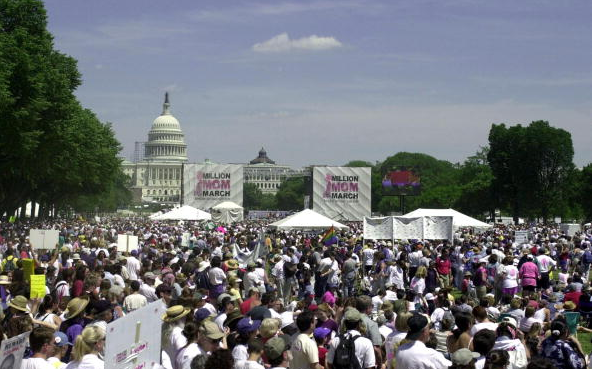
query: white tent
[
  {"left": 211, "top": 201, "right": 244, "bottom": 224},
  {"left": 153, "top": 205, "right": 211, "bottom": 221},
  {"left": 269, "top": 209, "right": 349, "bottom": 230},
  {"left": 402, "top": 208, "right": 492, "bottom": 229}
]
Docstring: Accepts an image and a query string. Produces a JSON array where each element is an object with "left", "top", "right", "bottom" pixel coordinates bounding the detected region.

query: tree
[
  {"left": 275, "top": 176, "right": 305, "bottom": 211},
  {"left": 0, "top": 0, "right": 125, "bottom": 217},
  {"left": 578, "top": 164, "right": 592, "bottom": 222},
  {"left": 243, "top": 183, "right": 263, "bottom": 210},
  {"left": 487, "top": 121, "right": 574, "bottom": 223},
  {"left": 454, "top": 147, "right": 495, "bottom": 219}
]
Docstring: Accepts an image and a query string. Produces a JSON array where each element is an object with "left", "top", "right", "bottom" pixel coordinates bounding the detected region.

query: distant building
[
  {"left": 243, "top": 148, "right": 300, "bottom": 194},
  {"left": 121, "top": 93, "right": 187, "bottom": 203}
]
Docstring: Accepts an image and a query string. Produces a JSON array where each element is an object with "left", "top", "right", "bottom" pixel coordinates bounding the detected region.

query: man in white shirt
[
  {"left": 21, "top": 327, "right": 55, "bottom": 369},
  {"left": 290, "top": 311, "right": 322, "bottom": 369},
  {"left": 327, "top": 308, "right": 376, "bottom": 368},
  {"left": 126, "top": 250, "right": 141, "bottom": 281},
  {"left": 395, "top": 314, "right": 452, "bottom": 369},
  {"left": 536, "top": 248, "right": 556, "bottom": 290},
  {"left": 139, "top": 272, "right": 158, "bottom": 303},
  {"left": 123, "top": 280, "right": 148, "bottom": 312}
]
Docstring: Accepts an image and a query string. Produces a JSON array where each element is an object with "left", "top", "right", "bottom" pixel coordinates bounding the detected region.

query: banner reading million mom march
[
  {"left": 312, "top": 166, "right": 371, "bottom": 221},
  {"left": 183, "top": 163, "right": 243, "bottom": 209}
]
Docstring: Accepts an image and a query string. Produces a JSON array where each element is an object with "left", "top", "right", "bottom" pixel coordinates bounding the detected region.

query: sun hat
[
  {"left": 64, "top": 297, "right": 90, "bottom": 319},
  {"left": 143, "top": 272, "right": 156, "bottom": 280},
  {"left": 197, "top": 261, "right": 210, "bottom": 272},
  {"left": 54, "top": 331, "right": 72, "bottom": 347},
  {"left": 224, "top": 260, "right": 239, "bottom": 270},
  {"left": 224, "top": 309, "right": 244, "bottom": 327},
  {"left": 199, "top": 320, "right": 225, "bottom": 340},
  {"left": 264, "top": 335, "right": 291, "bottom": 361},
  {"left": 451, "top": 348, "right": 480, "bottom": 365},
  {"left": 563, "top": 301, "right": 577, "bottom": 311},
  {"left": 424, "top": 293, "right": 436, "bottom": 301},
  {"left": 193, "top": 292, "right": 207, "bottom": 301},
  {"left": 72, "top": 253, "right": 81, "bottom": 260},
  {"left": 237, "top": 317, "right": 262, "bottom": 335},
  {"left": 0, "top": 275, "right": 11, "bottom": 285},
  {"left": 8, "top": 296, "right": 29, "bottom": 312},
  {"left": 501, "top": 316, "right": 518, "bottom": 328},
  {"left": 217, "top": 293, "right": 236, "bottom": 305},
  {"left": 162, "top": 305, "right": 191, "bottom": 323}
]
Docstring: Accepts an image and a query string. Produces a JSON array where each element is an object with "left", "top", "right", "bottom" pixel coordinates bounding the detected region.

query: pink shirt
[{"left": 519, "top": 262, "right": 539, "bottom": 287}]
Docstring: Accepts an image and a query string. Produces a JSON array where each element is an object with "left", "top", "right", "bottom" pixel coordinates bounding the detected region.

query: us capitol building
[{"left": 122, "top": 94, "right": 299, "bottom": 204}]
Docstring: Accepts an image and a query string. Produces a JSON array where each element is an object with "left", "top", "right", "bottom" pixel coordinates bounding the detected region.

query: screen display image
[{"left": 382, "top": 167, "right": 421, "bottom": 196}]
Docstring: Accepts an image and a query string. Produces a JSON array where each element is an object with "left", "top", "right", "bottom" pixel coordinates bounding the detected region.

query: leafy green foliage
[
  {"left": 275, "top": 176, "right": 305, "bottom": 211},
  {"left": 243, "top": 183, "right": 278, "bottom": 210},
  {"left": 0, "top": 0, "right": 128, "bottom": 216}
]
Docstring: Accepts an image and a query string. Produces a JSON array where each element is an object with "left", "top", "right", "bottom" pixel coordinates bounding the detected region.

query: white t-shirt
[
  {"left": 175, "top": 343, "right": 204, "bottom": 369},
  {"left": 290, "top": 333, "right": 319, "bottom": 369},
  {"left": 327, "top": 330, "right": 375, "bottom": 369},
  {"left": 470, "top": 321, "right": 498, "bottom": 336},
  {"left": 502, "top": 265, "right": 519, "bottom": 288},
  {"left": 126, "top": 257, "right": 141, "bottom": 281},
  {"left": 22, "top": 357, "right": 54, "bottom": 369},
  {"left": 395, "top": 340, "right": 451, "bottom": 369},
  {"left": 234, "top": 360, "right": 265, "bottom": 369},
  {"left": 47, "top": 357, "right": 67, "bottom": 369},
  {"left": 363, "top": 248, "right": 375, "bottom": 266},
  {"left": 208, "top": 267, "right": 226, "bottom": 285}
]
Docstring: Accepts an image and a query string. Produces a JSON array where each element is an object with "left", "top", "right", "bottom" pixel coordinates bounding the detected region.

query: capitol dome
[{"left": 144, "top": 93, "right": 188, "bottom": 162}]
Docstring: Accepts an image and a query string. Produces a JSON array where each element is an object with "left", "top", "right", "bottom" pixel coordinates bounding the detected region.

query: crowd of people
[{"left": 0, "top": 218, "right": 591, "bottom": 369}]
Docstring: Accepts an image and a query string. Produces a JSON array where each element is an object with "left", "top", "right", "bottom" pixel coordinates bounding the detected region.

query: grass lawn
[{"left": 580, "top": 332, "right": 592, "bottom": 354}]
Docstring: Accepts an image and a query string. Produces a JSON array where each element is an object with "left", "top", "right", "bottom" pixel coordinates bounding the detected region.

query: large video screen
[{"left": 382, "top": 167, "right": 421, "bottom": 196}]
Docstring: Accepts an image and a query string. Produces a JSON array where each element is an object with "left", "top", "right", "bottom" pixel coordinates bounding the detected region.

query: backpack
[
  {"left": 442, "top": 307, "right": 455, "bottom": 326},
  {"left": 332, "top": 334, "right": 362, "bottom": 369},
  {"left": 584, "top": 250, "right": 592, "bottom": 264},
  {"left": 3, "top": 256, "right": 16, "bottom": 272},
  {"left": 195, "top": 268, "right": 212, "bottom": 290},
  {"left": 283, "top": 262, "right": 298, "bottom": 278},
  {"left": 472, "top": 268, "right": 485, "bottom": 286}
]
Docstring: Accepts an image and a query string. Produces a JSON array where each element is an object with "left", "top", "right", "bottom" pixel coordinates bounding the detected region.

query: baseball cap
[
  {"left": 194, "top": 308, "right": 211, "bottom": 323},
  {"left": 264, "top": 335, "right": 290, "bottom": 361},
  {"left": 313, "top": 327, "right": 332, "bottom": 339},
  {"left": 237, "top": 317, "right": 261, "bottom": 335},
  {"left": 501, "top": 316, "right": 518, "bottom": 328},
  {"left": 343, "top": 308, "right": 362, "bottom": 322},
  {"left": 54, "top": 331, "right": 72, "bottom": 347}
]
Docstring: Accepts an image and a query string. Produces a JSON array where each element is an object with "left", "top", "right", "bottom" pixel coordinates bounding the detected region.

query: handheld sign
[
  {"left": 515, "top": 231, "right": 529, "bottom": 245},
  {"left": 30, "top": 275, "right": 46, "bottom": 299},
  {"left": 117, "top": 235, "right": 139, "bottom": 253},
  {"left": 22, "top": 259, "right": 34, "bottom": 282},
  {"left": 105, "top": 300, "right": 166, "bottom": 369},
  {"left": 0, "top": 331, "right": 30, "bottom": 369},
  {"left": 29, "top": 229, "right": 60, "bottom": 250}
]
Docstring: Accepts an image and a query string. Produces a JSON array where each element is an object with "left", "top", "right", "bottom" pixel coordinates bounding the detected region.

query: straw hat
[
  {"left": 563, "top": 301, "right": 577, "bottom": 311},
  {"left": 8, "top": 296, "right": 28, "bottom": 312},
  {"left": 64, "top": 297, "right": 90, "bottom": 320},
  {"left": 162, "top": 305, "right": 191, "bottom": 323},
  {"left": 224, "top": 260, "right": 239, "bottom": 270},
  {"left": 0, "top": 275, "right": 11, "bottom": 285}
]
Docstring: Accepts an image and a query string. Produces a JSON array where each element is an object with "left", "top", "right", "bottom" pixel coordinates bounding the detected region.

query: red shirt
[
  {"left": 436, "top": 258, "right": 451, "bottom": 275},
  {"left": 565, "top": 291, "right": 583, "bottom": 308},
  {"left": 318, "top": 346, "right": 328, "bottom": 367}
]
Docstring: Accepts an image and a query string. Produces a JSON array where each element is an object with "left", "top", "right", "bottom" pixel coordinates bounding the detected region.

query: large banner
[
  {"left": 183, "top": 163, "right": 243, "bottom": 209},
  {"left": 312, "top": 166, "right": 371, "bottom": 221},
  {"left": 363, "top": 216, "right": 393, "bottom": 240},
  {"left": 365, "top": 216, "right": 453, "bottom": 241},
  {"left": 0, "top": 331, "right": 29, "bottom": 369}
]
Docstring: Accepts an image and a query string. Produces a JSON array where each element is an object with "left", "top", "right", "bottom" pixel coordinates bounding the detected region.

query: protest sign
[
  {"left": 0, "top": 331, "right": 29, "bottom": 369},
  {"left": 560, "top": 223, "right": 580, "bottom": 237},
  {"left": 30, "top": 275, "right": 46, "bottom": 299},
  {"left": 393, "top": 217, "right": 424, "bottom": 240},
  {"left": 22, "top": 259, "right": 34, "bottom": 282},
  {"left": 181, "top": 232, "right": 191, "bottom": 247},
  {"left": 117, "top": 235, "right": 139, "bottom": 252},
  {"left": 105, "top": 301, "right": 166, "bottom": 369},
  {"left": 29, "top": 229, "right": 59, "bottom": 249},
  {"left": 515, "top": 230, "right": 529, "bottom": 245}
]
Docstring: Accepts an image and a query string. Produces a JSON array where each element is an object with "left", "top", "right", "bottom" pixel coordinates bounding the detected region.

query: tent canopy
[
  {"left": 211, "top": 201, "right": 244, "bottom": 224},
  {"left": 269, "top": 209, "right": 349, "bottom": 231},
  {"left": 212, "top": 201, "right": 244, "bottom": 210},
  {"left": 402, "top": 208, "right": 491, "bottom": 229},
  {"left": 153, "top": 205, "right": 211, "bottom": 221}
]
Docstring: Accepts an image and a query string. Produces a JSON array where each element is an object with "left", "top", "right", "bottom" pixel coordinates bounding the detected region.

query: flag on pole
[{"left": 320, "top": 226, "right": 338, "bottom": 245}]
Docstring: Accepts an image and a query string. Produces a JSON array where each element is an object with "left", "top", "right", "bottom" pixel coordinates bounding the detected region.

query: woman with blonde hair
[
  {"left": 259, "top": 318, "right": 281, "bottom": 342},
  {"left": 385, "top": 311, "right": 412, "bottom": 369},
  {"left": 65, "top": 326, "right": 105, "bottom": 368}
]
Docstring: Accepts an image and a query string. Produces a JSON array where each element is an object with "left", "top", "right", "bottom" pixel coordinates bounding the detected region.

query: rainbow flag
[{"left": 320, "top": 226, "right": 338, "bottom": 245}]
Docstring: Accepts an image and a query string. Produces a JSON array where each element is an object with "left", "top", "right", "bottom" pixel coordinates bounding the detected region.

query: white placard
[
  {"left": 515, "top": 230, "right": 529, "bottom": 245},
  {"left": 117, "top": 235, "right": 139, "bottom": 252},
  {"left": 105, "top": 301, "right": 166, "bottom": 369},
  {"left": 363, "top": 216, "right": 393, "bottom": 240},
  {"left": 29, "top": 229, "right": 59, "bottom": 249},
  {"left": 183, "top": 163, "right": 243, "bottom": 209},
  {"left": 0, "top": 331, "right": 29, "bottom": 369},
  {"left": 560, "top": 224, "right": 581, "bottom": 237},
  {"left": 312, "top": 166, "right": 371, "bottom": 221}
]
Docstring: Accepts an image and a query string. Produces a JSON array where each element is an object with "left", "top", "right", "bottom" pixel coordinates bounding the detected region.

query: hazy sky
[{"left": 44, "top": 0, "right": 592, "bottom": 168}]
